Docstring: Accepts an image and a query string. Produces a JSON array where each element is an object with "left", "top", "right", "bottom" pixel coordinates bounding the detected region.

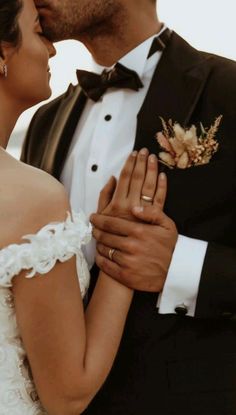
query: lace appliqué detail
[{"left": 0, "top": 210, "right": 92, "bottom": 297}]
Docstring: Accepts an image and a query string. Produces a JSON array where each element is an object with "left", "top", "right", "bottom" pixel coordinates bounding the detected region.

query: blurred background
[{"left": 9, "top": 0, "right": 236, "bottom": 158}]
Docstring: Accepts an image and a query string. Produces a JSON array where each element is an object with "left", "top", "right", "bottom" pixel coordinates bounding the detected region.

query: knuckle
[
  {"left": 133, "top": 224, "right": 144, "bottom": 238},
  {"left": 119, "top": 253, "right": 129, "bottom": 268},
  {"left": 127, "top": 254, "right": 138, "bottom": 268},
  {"left": 123, "top": 238, "right": 138, "bottom": 253},
  {"left": 144, "top": 181, "right": 155, "bottom": 191},
  {"left": 132, "top": 170, "right": 142, "bottom": 181},
  {"left": 155, "top": 195, "right": 163, "bottom": 205},
  {"left": 111, "top": 200, "right": 120, "bottom": 210},
  {"left": 121, "top": 255, "right": 136, "bottom": 273},
  {"left": 97, "top": 243, "right": 105, "bottom": 254},
  {"left": 97, "top": 230, "right": 106, "bottom": 243},
  {"left": 121, "top": 239, "right": 130, "bottom": 251},
  {"left": 93, "top": 228, "right": 101, "bottom": 240},
  {"left": 120, "top": 167, "right": 131, "bottom": 180},
  {"left": 102, "top": 218, "right": 112, "bottom": 231},
  {"left": 90, "top": 213, "right": 95, "bottom": 223}
]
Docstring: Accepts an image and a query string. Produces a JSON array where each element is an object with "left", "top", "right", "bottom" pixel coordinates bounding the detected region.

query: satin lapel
[
  {"left": 134, "top": 32, "right": 213, "bottom": 158},
  {"left": 41, "top": 83, "right": 87, "bottom": 177}
]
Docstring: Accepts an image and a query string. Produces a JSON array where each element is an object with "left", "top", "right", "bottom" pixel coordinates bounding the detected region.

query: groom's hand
[{"left": 90, "top": 206, "right": 178, "bottom": 292}]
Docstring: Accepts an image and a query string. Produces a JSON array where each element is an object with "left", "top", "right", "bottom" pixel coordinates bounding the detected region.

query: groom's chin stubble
[{"left": 39, "top": 0, "right": 125, "bottom": 42}]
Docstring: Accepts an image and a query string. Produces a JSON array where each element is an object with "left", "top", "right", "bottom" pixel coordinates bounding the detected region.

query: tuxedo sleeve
[{"left": 195, "top": 242, "right": 236, "bottom": 319}]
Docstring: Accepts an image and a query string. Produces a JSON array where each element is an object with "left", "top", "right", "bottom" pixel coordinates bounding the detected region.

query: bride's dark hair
[{"left": 0, "top": 0, "right": 22, "bottom": 58}]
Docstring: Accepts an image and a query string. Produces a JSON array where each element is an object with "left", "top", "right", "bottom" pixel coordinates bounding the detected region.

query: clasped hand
[{"left": 90, "top": 148, "right": 178, "bottom": 292}]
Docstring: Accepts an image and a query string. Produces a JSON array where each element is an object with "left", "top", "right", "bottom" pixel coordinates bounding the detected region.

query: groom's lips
[
  {"left": 37, "top": 5, "right": 50, "bottom": 10},
  {"left": 35, "top": 0, "right": 49, "bottom": 6},
  {"left": 37, "top": 4, "right": 52, "bottom": 18},
  {"left": 36, "top": 2, "right": 51, "bottom": 11}
]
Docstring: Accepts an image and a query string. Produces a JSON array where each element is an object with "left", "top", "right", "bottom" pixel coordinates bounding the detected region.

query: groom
[{"left": 22, "top": 0, "right": 236, "bottom": 414}]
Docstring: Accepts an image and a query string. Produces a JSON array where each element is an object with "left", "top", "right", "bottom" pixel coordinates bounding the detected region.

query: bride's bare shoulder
[{"left": 0, "top": 153, "right": 70, "bottom": 247}]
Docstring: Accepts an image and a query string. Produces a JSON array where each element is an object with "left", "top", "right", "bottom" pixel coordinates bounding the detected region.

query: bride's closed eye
[
  {"left": 37, "top": 31, "right": 46, "bottom": 39},
  {"left": 34, "top": 15, "right": 45, "bottom": 37}
]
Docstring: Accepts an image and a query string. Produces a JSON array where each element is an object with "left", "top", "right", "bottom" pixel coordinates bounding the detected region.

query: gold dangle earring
[
  {"left": 3, "top": 64, "right": 7, "bottom": 78},
  {"left": 0, "top": 60, "right": 8, "bottom": 78}
]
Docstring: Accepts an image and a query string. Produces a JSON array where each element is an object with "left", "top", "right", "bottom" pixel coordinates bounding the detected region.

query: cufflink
[{"left": 175, "top": 303, "right": 188, "bottom": 316}]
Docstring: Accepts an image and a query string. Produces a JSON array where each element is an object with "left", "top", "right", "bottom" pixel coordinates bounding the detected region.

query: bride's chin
[
  {"left": 40, "top": 84, "right": 52, "bottom": 100},
  {"left": 26, "top": 88, "right": 52, "bottom": 109}
]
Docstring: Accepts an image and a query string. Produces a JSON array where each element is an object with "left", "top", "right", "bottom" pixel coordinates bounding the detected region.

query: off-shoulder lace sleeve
[{"left": 0, "top": 211, "right": 92, "bottom": 295}]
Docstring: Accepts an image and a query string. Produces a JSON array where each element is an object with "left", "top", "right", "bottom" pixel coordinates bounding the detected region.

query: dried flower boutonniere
[{"left": 156, "top": 115, "right": 222, "bottom": 169}]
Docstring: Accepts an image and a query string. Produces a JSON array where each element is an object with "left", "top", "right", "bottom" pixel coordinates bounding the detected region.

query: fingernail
[
  {"left": 133, "top": 206, "right": 143, "bottom": 213},
  {"left": 149, "top": 154, "right": 156, "bottom": 163},
  {"left": 132, "top": 151, "right": 138, "bottom": 157},
  {"left": 160, "top": 172, "right": 166, "bottom": 180},
  {"left": 140, "top": 148, "right": 148, "bottom": 156}
]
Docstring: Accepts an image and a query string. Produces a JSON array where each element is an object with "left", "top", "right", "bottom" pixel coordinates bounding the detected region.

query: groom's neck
[{"left": 78, "top": 10, "right": 161, "bottom": 67}]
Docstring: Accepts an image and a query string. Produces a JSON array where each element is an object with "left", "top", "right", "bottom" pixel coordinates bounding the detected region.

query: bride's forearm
[{"left": 83, "top": 271, "right": 133, "bottom": 392}]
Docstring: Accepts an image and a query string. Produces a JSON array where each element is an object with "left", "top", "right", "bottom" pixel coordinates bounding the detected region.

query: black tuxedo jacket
[{"left": 21, "top": 32, "right": 236, "bottom": 414}]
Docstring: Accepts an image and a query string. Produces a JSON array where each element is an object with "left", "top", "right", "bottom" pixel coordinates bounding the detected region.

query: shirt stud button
[
  {"left": 104, "top": 114, "right": 112, "bottom": 121},
  {"left": 91, "top": 164, "right": 98, "bottom": 172}
]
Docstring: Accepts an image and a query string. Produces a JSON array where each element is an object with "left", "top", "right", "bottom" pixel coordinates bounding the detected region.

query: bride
[{"left": 0, "top": 0, "right": 169, "bottom": 414}]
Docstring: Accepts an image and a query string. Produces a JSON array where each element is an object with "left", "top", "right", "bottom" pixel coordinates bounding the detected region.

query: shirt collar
[{"left": 90, "top": 24, "right": 167, "bottom": 78}]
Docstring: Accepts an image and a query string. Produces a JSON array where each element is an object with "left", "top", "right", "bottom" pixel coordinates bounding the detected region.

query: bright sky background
[{"left": 14, "top": 0, "right": 236, "bottom": 134}]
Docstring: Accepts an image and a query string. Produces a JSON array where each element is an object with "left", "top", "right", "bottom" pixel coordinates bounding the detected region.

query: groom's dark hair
[{"left": 0, "top": 0, "right": 22, "bottom": 58}]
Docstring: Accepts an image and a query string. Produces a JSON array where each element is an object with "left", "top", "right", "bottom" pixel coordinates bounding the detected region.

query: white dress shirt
[{"left": 61, "top": 28, "right": 208, "bottom": 316}]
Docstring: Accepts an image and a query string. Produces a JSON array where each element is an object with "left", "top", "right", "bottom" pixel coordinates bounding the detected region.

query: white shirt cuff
[{"left": 157, "top": 235, "right": 208, "bottom": 316}]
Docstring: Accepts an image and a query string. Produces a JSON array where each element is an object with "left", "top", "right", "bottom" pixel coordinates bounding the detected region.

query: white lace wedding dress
[{"left": 0, "top": 211, "right": 91, "bottom": 414}]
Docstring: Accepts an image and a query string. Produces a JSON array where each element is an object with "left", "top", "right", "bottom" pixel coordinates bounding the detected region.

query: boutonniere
[{"left": 156, "top": 115, "right": 222, "bottom": 169}]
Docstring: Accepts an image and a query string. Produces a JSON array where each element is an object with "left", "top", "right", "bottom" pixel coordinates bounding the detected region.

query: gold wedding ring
[
  {"left": 109, "top": 248, "right": 116, "bottom": 261},
  {"left": 141, "top": 194, "right": 153, "bottom": 202}
]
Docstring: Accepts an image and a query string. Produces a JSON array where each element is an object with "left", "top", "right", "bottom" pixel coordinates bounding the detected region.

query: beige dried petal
[
  {"left": 159, "top": 151, "right": 176, "bottom": 167},
  {"left": 173, "top": 123, "right": 185, "bottom": 142},
  {"left": 156, "top": 132, "right": 175, "bottom": 155},
  {"left": 200, "top": 155, "right": 211, "bottom": 165},
  {"left": 183, "top": 126, "right": 198, "bottom": 149},
  {"left": 177, "top": 151, "right": 189, "bottom": 169},
  {"left": 169, "top": 136, "right": 185, "bottom": 156}
]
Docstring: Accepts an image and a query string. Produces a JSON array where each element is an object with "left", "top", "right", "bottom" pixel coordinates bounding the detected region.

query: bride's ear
[{"left": 0, "top": 42, "right": 16, "bottom": 78}]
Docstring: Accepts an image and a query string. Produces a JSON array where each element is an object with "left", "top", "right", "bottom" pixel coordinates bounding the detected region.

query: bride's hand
[
  {"left": 91, "top": 149, "right": 178, "bottom": 292},
  {"left": 97, "top": 148, "right": 167, "bottom": 221}
]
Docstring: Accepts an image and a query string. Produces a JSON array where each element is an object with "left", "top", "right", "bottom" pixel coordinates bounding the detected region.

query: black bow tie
[
  {"left": 77, "top": 63, "right": 143, "bottom": 102},
  {"left": 76, "top": 28, "right": 172, "bottom": 102}
]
